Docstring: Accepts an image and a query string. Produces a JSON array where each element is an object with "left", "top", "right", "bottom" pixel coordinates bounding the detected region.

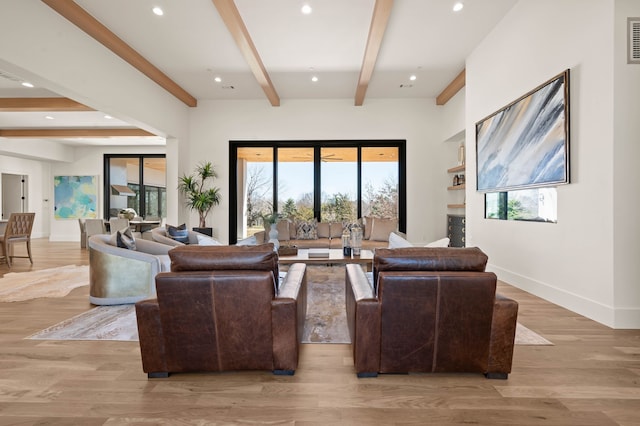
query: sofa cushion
[
  {"left": 115, "top": 227, "right": 136, "bottom": 250},
  {"left": 296, "top": 220, "right": 318, "bottom": 240},
  {"left": 329, "top": 222, "right": 344, "bottom": 238},
  {"left": 158, "top": 254, "right": 172, "bottom": 272},
  {"left": 167, "top": 223, "right": 189, "bottom": 244},
  {"left": 363, "top": 216, "right": 373, "bottom": 240},
  {"left": 370, "top": 218, "right": 397, "bottom": 242},
  {"left": 276, "top": 220, "right": 290, "bottom": 240},
  {"left": 317, "top": 222, "right": 330, "bottom": 239}
]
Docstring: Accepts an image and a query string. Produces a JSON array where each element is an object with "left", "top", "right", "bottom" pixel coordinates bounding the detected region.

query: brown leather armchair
[
  {"left": 345, "top": 247, "right": 518, "bottom": 379},
  {"left": 135, "top": 244, "right": 307, "bottom": 378}
]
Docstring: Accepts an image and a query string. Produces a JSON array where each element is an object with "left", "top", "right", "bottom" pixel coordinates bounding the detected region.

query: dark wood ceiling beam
[
  {"left": 212, "top": 0, "right": 280, "bottom": 107},
  {"left": 0, "top": 128, "right": 154, "bottom": 138},
  {"left": 0, "top": 97, "right": 94, "bottom": 112},
  {"left": 436, "top": 69, "right": 465, "bottom": 105},
  {"left": 41, "top": 0, "right": 197, "bottom": 107},
  {"left": 355, "top": 0, "right": 394, "bottom": 106}
]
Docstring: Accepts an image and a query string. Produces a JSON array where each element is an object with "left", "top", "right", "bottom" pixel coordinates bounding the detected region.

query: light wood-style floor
[{"left": 0, "top": 239, "right": 639, "bottom": 425}]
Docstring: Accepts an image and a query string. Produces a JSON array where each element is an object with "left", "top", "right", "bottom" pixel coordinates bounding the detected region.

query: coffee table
[{"left": 278, "top": 248, "right": 374, "bottom": 271}]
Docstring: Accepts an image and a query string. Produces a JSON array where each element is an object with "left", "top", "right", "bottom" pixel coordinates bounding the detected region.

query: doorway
[{"left": 2, "top": 173, "right": 28, "bottom": 219}]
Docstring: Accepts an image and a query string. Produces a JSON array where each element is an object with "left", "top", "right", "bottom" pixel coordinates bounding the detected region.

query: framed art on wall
[
  {"left": 476, "top": 69, "right": 570, "bottom": 192},
  {"left": 54, "top": 175, "right": 98, "bottom": 219}
]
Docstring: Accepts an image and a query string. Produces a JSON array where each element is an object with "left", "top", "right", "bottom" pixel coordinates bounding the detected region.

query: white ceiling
[{"left": 0, "top": 0, "right": 517, "bottom": 147}]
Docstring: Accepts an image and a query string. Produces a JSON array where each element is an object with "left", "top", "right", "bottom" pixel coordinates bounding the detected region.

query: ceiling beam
[
  {"left": 0, "top": 128, "right": 154, "bottom": 138},
  {"left": 355, "top": 0, "right": 394, "bottom": 106},
  {"left": 0, "top": 97, "right": 94, "bottom": 112},
  {"left": 212, "top": 0, "right": 280, "bottom": 107},
  {"left": 436, "top": 69, "right": 465, "bottom": 106},
  {"left": 41, "top": 0, "right": 197, "bottom": 107}
]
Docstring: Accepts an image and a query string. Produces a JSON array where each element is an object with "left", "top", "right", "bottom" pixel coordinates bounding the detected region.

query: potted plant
[{"left": 177, "top": 161, "right": 221, "bottom": 236}]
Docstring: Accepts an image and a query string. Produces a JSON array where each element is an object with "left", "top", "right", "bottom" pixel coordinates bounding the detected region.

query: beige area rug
[
  {"left": 28, "top": 265, "right": 552, "bottom": 346},
  {"left": 0, "top": 265, "right": 89, "bottom": 302}
]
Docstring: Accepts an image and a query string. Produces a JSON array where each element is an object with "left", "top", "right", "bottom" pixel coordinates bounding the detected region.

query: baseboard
[{"left": 487, "top": 264, "right": 640, "bottom": 329}]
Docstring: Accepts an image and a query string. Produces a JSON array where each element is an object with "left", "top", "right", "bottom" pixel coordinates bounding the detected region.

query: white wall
[
  {"left": 613, "top": 0, "right": 640, "bottom": 327},
  {"left": 188, "top": 98, "right": 445, "bottom": 244},
  {"left": 49, "top": 146, "right": 165, "bottom": 242},
  {"left": 467, "top": 0, "right": 638, "bottom": 328},
  {"left": 0, "top": 155, "right": 50, "bottom": 239}
]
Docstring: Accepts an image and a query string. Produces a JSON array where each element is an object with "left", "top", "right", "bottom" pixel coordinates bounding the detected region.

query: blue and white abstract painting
[{"left": 476, "top": 71, "right": 569, "bottom": 192}]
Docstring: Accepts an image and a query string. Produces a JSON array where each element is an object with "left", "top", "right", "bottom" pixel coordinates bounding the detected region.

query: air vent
[{"left": 629, "top": 17, "right": 640, "bottom": 64}]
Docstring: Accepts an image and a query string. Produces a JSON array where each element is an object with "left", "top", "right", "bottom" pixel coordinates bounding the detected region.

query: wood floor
[{"left": 0, "top": 239, "right": 639, "bottom": 425}]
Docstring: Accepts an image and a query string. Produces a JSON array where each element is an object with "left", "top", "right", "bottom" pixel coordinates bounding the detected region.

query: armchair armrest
[
  {"left": 271, "top": 263, "right": 307, "bottom": 373},
  {"left": 487, "top": 293, "right": 519, "bottom": 378},
  {"left": 345, "top": 264, "right": 381, "bottom": 377},
  {"left": 135, "top": 299, "right": 169, "bottom": 377}
]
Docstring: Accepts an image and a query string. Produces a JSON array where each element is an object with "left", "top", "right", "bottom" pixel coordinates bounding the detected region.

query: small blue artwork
[{"left": 54, "top": 175, "right": 98, "bottom": 219}]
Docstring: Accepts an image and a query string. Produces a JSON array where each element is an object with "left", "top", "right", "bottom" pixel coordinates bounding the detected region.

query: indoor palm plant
[{"left": 178, "top": 162, "right": 221, "bottom": 235}]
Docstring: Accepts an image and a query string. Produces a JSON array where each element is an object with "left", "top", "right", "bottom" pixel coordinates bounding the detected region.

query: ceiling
[{"left": 0, "top": 0, "right": 517, "bottom": 148}]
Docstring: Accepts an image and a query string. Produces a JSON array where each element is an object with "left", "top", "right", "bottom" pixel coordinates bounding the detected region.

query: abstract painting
[
  {"left": 54, "top": 175, "right": 98, "bottom": 219},
  {"left": 476, "top": 70, "right": 570, "bottom": 192}
]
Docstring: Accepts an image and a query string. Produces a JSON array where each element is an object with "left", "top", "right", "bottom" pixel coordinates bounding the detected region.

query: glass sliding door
[
  {"left": 277, "top": 147, "right": 315, "bottom": 221},
  {"left": 104, "top": 154, "right": 166, "bottom": 220},
  {"left": 320, "top": 147, "right": 357, "bottom": 222},
  {"left": 361, "top": 147, "right": 399, "bottom": 220},
  {"left": 229, "top": 141, "right": 405, "bottom": 245}
]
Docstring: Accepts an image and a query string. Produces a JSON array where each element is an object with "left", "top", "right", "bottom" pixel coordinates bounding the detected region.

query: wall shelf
[
  {"left": 447, "top": 164, "right": 465, "bottom": 173},
  {"left": 447, "top": 184, "right": 466, "bottom": 191},
  {"left": 447, "top": 203, "right": 466, "bottom": 209}
]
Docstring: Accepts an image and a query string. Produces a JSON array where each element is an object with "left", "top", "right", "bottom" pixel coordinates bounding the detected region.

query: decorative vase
[{"left": 268, "top": 226, "right": 279, "bottom": 250}]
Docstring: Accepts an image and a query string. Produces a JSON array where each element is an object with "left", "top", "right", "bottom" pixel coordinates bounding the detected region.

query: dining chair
[
  {"left": 78, "top": 218, "right": 87, "bottom": 248},
  {"left": 84, "top": 218, "right": 106, "bottom": 249},
  {"left": 109, "top": 217, "right": 130, "bottom": 235},
  {"left": 0, "top": 212, "right": 36, "bottom": 268}
]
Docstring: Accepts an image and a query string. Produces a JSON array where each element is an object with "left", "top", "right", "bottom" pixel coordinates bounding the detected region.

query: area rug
[
  {"left": 28, "top": 265, "right": 552, "bottom": 346},
  {"left": 0, "top": 265, "right": 89, "bottom": 302}
]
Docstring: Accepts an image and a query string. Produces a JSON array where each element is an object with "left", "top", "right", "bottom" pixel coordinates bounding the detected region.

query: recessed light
[
  {"left": 45, "top": 115, "right": 54, "bottom": 120},
  {"left": 214, "top": 77, "right": 222, "bottom": 83},
  {"left": 301, "top": 4, "right": 312, "bottom": 14},
  {"left": 453, "top": 2, "right": 464, "bottom": 12},
  {"left": 152, "top": 6, "right": 164, "bottom": 16},
  {"left": 311, "top": 76, "right": 318, "bottom": 82},
  {"left": 104, "top": 115, "right": 113, "bottom": 119},
  {"left": 21, "top": 82, "right": 34, "bottom": 88},
  {"left": 409, "top": 75, "right": 417, "bottom": 81}
]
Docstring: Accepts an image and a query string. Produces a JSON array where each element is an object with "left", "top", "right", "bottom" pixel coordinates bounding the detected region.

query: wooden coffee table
[{"left": 278, "top": 248, "right": 374, "bottom": 271}]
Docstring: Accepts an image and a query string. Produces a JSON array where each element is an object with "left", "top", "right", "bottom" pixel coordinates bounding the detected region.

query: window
[
  {"left": 104, "top": 155, "right": 166, "bottom": 219},
  {"left": 485, "top": 187, "right": 557, "bottom": 222},
  {"left": 229, "top": 141, "right": 406, "bottom": 243}
]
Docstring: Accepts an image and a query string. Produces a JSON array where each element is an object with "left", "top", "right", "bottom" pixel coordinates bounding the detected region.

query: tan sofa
[{"left": 256, "top": 218, "right": 399, "bottom": 250}]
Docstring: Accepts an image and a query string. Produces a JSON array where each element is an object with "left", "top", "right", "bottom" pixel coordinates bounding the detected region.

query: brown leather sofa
[
  {"left": 345, "top": 247, "right": 518, "bottom": 379},
  {"left": 135, "top": 243, "right": 307, "bottom": 378}
]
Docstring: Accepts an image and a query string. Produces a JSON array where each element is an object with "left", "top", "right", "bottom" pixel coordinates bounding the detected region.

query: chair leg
[
  {"left": 5, "top": 243, "right": 11, "bottom": 268},
  {"left": 26, "top": 240, "right": 33, "bottom": 264}
]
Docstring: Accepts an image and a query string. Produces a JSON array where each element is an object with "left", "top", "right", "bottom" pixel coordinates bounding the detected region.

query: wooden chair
[{"left": 0, "top": 212, "right": 36, "bottom": 268}]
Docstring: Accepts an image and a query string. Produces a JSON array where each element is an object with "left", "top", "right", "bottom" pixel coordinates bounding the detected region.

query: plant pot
[{"left": 193, "top": 227, "right": 212, "bottom": 237}]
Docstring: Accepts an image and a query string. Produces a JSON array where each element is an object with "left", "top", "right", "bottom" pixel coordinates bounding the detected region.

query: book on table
[{"left": 307, "top": 248, "right": 330, "bottom": 258}]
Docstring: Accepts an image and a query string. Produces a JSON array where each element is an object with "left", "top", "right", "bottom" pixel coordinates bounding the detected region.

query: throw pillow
[
  {"left": 167, "top": 223, "right": 189, "bottom": 244},
  {"left": 236, "top": 235, "right": 258, "bottom": 246},
  {"left": 276, "top": 220, "right": 290, "bottom": 241},
  {"left": 425, "top": 237, "right": 451, "bottom": 247},
  {"left": 388, "top": 232, "right": 413, "bottom": 249},
  {"left": 116, "top": 227, "right": 136, "bottom": 250},
  {"left": 296, "top": 220, "right": 318, "bottom": 240},
  {"left": 369, "top": 218, "right": 398, "bottom": 242},
  {"left": 196, "top": 233, "right": 223, "bottom": 246}
]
